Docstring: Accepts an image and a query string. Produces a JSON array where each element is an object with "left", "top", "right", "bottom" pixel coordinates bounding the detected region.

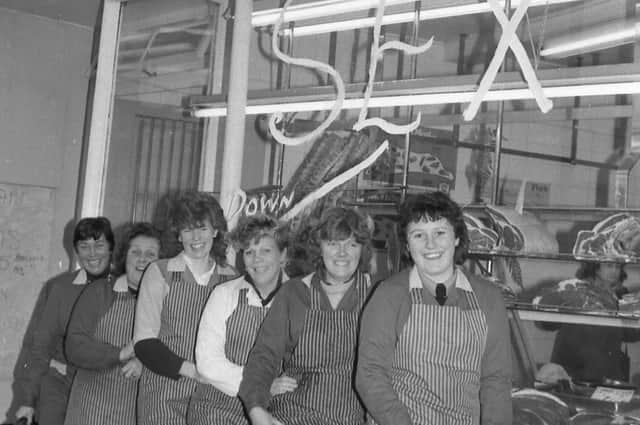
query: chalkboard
[{"left": 0, "top": 183, "right": 53, "bottom": 380}]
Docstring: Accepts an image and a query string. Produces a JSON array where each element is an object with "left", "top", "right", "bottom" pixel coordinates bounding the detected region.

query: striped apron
[
  {"left": 385, "top": 288, "right": 487, "bottom": 425},
  {"left": 65, "top": 291, "right": 137, "bottom": 425},
  {"left": 137, "top": 262, "right": 222, "bottom": 425},
  {"left": 188, "top": 288, "right": 269, "bottom": 425},
  {"left": 271, "top": 273, "right": 368, "bottom": 425}
]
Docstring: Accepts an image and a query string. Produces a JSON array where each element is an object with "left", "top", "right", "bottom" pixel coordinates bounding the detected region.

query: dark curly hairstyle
[
  {"left": 228, "top": 214, "right": 288, "bottom": 252},
  {"left": 73, "top": 217, "right": 115, "bottom": 252},
  {"left": 114, "top": 222, "right": 162, "bottom": 276},
  {"left": 169, "top": 191, "right": 228, "bottom": 264},
  {"left": 310, "top": 207, "right": 373, "bottom": 272},
  {"left": 398, "top": 192, "right": 469, "bottom": 265}
]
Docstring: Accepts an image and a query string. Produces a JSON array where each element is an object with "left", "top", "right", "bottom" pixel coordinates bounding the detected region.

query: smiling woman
[
  {"left": 64, "top": 222, "right": 162, "bottom": 425},
  {"left": 133, "top": 192, "right": 237, "bottom": 425},
  {"left": 17, "top": 217, "right": 116, "bottom": 425},
  {"left": 238, "top": 207, "right": 373, "bottom": 425},
  {"left": 188, "top": 214, "right": 290, "bottom": 425},
  {"left": 356, "top": 192, "right": 512, "bottom": 425}
]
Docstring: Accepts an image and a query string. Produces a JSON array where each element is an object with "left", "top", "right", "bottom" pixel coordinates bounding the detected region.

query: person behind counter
[
  {"left": 64, "top": 222, "right": 162, "bottom": 425},
  {"left": 16, "top": 217, "right": 116, "bottom": 425},
  {"left": 550, "top": 261, "right": 639, "bottom": 383},
  {"left": 356, "top": 192, "right": 512, "bottom": 425},
  {"left": 188, "top": 214, "right": 294, "bottom": 425},
  {"left": 133, "top": 191, "right": 237, "bottom": 425},
  {"left": 238, "top": 206, "right": 373, "bottom": 425}
]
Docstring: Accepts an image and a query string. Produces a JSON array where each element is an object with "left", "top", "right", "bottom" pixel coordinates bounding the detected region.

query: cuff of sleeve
[
  {"left": 135, "top": 339, "right": 183, "bottom": 380},
  {"left": 239, "top": 389, "right": 270, "bottom": 413},
  {"left": 106, "top": 345, "right": 122, "bottom": 364}
]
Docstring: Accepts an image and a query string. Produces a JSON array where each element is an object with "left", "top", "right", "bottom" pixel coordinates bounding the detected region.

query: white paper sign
[{"left": 591, "top": 386, "right": 635, "bottom": 403}]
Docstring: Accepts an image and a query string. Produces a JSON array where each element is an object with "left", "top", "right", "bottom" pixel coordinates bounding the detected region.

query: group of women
[{"left": 17, "top": 190, "right": 512, "bottom": 425}]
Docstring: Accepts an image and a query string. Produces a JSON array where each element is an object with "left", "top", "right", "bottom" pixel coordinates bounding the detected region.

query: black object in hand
[{"left": 436, "top": 283, "right": 447, "bottom": 306}]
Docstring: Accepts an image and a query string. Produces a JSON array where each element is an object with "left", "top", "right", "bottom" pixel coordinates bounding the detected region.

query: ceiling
[{"left": 0, "top": 0, "right": 101, "bottom": 27}]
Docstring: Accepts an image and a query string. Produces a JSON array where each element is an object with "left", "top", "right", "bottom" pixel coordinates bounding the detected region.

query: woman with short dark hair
[
  {"left": 64, "top": 222, "right": 162, "bottom": 425},
  {"left": 239, "top": 206, "right": 373, "bottom": 425},
  {"left": 356, "top": 192, "right": 512, "bottom": 425},
  {"left": 17, "top": 217, "right": 116, "bottom": 425}
]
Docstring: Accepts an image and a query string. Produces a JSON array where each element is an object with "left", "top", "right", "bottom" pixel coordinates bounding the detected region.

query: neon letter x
[{"left": 463, "top": 0, "right": 552, "bottom": 121}]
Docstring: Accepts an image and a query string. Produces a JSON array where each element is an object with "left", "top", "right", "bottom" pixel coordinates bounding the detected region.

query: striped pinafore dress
[
  {"left": 65, "top": 286, "right": 137, "bottom": 425},
  {"left": 189, "top": 287, "right": 269, "bottom": 425},
  {"left": 271, "top": 272, "right": 369, "bottom": 425},
  {"left": 137, "top": 259, "right": 232, "bottom": 425},
  {"left": 387, "top": 286, "right": 487, "bottom": 425}
]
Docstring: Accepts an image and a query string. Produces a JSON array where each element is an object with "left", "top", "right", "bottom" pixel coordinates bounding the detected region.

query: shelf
[
  {"left": 468, "top": 250, "right": 640, "bottom": 264},
  {"left": 346, "top": 199, "right": 640, "bottom": 223},
  {"left": 508, "top": 303, "right": 640, "bottom": 328}
]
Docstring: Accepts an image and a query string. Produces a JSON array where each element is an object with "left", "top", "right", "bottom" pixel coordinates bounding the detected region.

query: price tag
[{"left": 591, "top": 386, "right": 635, "bottom": 403}]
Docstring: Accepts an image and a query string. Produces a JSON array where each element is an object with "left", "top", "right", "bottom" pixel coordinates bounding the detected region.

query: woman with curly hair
[
  {"left": 133, "top": 192, "right": 237, "bottom": 425},
  {"left": 239, "top": 206, "right": 373, "bottom": 425},
  {"left": 64, "top": 222, "right": 162, "bottom": 425},
  {"left": 188, "top": 214, "right": 293, "bottom": 425}
]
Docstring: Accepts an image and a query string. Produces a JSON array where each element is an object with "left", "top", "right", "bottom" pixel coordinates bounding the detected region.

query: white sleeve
[
  {"left": 195, "top": 282, "right": 244, "bottom": 396},
  {"left": 133, "top": 262, "right": 168, "bottom": 342}
]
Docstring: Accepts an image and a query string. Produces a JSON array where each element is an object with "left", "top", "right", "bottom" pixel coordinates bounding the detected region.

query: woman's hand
[
  {"left": 121, "top": 358, "right": 142, "bottom": 379},
  {"left": 248, "top": 407, "right": 283, "bottom": 425},
  {"left": 270, "top": 374, "right": 297, "bottom": 396},
  {"left": 119, "top": 341, "right": 135, "bottom": 362},
  {"left": 178, "top": 360, "right": 202, "bottom": 381},
  {"left": 15, "top": 406, "right": 35, "bottom": 425}
]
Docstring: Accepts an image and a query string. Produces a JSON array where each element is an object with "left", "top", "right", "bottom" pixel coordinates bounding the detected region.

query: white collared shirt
[
  {"left": 408, "top": 266, "right": 473, "bottom": 292},
  {"left": 113, "top": 275, "right": 129, "bottom": 292},
  {"left": 195, "top": 273, "right": 287, "bottom": 395},
  {"left": 72, "top": 269, "right": 89, "bottom": 285},
  {"left": 133, "top": 253, "right": 234, "bottom": 343},
  {"left": 182, "top": 253, "right": 216, "bottom": 287}
]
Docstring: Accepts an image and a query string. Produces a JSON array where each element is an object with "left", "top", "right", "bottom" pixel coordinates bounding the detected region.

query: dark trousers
[{"left": 36, "top": 369, "right": 73, "bottom": 425}]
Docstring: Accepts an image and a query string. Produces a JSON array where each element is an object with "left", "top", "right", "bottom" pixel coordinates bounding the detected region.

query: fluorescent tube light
[
  {"left": 252, "top": 0, "right": 415, "bottom": 27},
  {"left": 541, "top": 19, "right": 640, "bottom": 58},
  {"left": 192, "top": 81, "right": 640, "bottom": 118},
  {"left": 254, "top": 0, "right": 584, "bottom": 37}
]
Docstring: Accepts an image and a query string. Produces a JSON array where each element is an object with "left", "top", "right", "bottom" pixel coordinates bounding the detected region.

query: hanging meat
[
  {"left": 463, "top": 212, "right": 499, "bottom": 251},
  {"left": 485, "top": 205, "right": 559, "bottom": 254},
  {"left": 573, "top": 213, "right": 640, "bottom": 261}
]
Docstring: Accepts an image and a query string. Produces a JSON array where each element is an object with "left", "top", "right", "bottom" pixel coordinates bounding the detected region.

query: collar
[
  {"left": 72, "top": 269, "right": 88, "bottom": 285},
  {"left": 113, "top": 275, "right": 129, "bottom": 292},
  {"left": 166, "top": 252, "right": 236, "bottom": 276},
  {"left": 167, "top": 253, "right": 188, "bottom": 272},
  {"left": 244, "top": 271, "right": 289, "bottom": 306},
  {"left": 409, "top": 266, "right": 473, "bottom": 292}
]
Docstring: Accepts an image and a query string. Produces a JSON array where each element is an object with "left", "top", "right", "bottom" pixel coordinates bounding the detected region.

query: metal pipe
[
  {"left": 199, "top": 2, "right": 221, "bottom": 191},
  {"left": 275, "top": 21, "right": 295, "bottom": 194},
  {"left": 220, "top": 0, "right": 253, "bottom": 228},
  {"left": 491, "top": 0, "right": 511, "bottom": 205},
  {"left": 78, "top": 0, "right": 122, "bottom": 218},
  {"left": 400, "top": 0, "right": 421, "bottom": 202},
  {"left": 452, "top": 33, "right": 467, "bottom": 145}
]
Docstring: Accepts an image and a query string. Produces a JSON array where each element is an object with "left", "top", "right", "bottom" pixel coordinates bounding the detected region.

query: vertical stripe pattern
[
  {"left": 271, "top": 272, "right": 368, "bottom": 425},
  {"left": 65, "top": 291, "right": 137, "bottom": 425},
  {"left": 388, "top": 288, "right": 487, "bottom": 425},
  {"left": 138, "top": 260, "right": 228, "bottom": 425},
  {"left": 188, "top": 287, "right": 270, "bottom": 425}
]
